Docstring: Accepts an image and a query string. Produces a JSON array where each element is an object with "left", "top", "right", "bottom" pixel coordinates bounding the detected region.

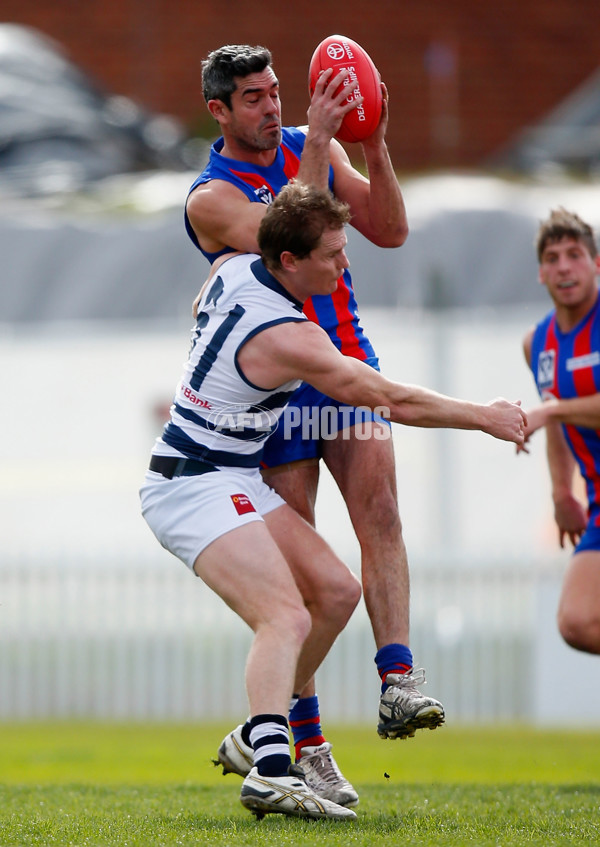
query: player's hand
[
  {"left": 516, "top": 400, "right": 559, "bottom": 454},
  {"left": 554, "top": 494, "right": 587, "bottom": 548},
  {"left": 484, "top": 398, "right": 527, "bottom": 445},
  {"left": 307, "top": 67, "right": 363, "bottom": 141},
  {"left": 516, "top": 427, "right": 532, "bottom": 455},
  {"left": 361, "top": 82, "right": 389, "bottom": 148}
]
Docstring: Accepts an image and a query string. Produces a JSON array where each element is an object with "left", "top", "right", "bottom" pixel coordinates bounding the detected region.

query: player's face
[
  {"left": 294, "top": 227, "right": 349, "bottom": 298},
  {"left": 226, "top": 67, "right": 282, "bottom": 151},
  {"left": 539, "top": 237, "right": 600, "bottom": 312}
]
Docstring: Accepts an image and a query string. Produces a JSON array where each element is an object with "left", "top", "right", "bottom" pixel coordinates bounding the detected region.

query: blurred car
[{"left": 0, "top": 23, "right": 195, "bottom": 196}]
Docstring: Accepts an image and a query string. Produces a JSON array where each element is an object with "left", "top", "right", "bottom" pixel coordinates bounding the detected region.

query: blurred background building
[
  {"left": 1, "top": 0, "right": 599, "bottom": 173},
  {"left": 1, "top": 3, "right": 600, "bottom": 725}
]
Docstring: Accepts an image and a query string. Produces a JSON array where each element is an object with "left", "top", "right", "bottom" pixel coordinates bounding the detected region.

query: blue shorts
[
  {"left": 261, "top": 356, "right": 391, "bottom": 469},
  {"left": 574, "top": 522, "right": 600, "bottom": 554}
]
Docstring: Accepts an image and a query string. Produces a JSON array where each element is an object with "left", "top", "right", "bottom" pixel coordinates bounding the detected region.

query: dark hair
[
  {"left": 258, "top": 182, "right": 351, "bottom": 270},
  {"left": 536, "top": 207, "right": 597, "bottom": 261},
  {"left": 201, "top": 45, "right": 273, "bottom": 108}
]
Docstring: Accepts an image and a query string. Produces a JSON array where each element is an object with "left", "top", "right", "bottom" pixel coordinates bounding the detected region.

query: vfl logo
[
  {"left": 231, "top": 493, "right": 256, "bottom": 516},
  {"left": 255, "top": 186, "right": 273, "bottom": 205},
  {"left": 537, "top": 350, "right": 555, "bottom": 391}
]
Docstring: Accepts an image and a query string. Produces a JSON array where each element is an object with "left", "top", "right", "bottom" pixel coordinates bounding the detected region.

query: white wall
[
  {"left": 2, "top": 311, "right": 598, "bottom": 725},
  {"left": 0, "top": 307, "right": 556, "bottom": 565}
]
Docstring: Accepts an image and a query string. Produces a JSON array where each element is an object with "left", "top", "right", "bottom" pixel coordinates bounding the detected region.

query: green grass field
[{"left": 2, "top": 722, "right": 600, "bottom": 846}]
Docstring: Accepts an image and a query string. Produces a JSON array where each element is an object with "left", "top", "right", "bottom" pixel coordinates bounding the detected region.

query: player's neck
[
  {"left": 268, "top": 268, "right": 305, "bottom": 305},
  {"left": 555, "top": 289, "right": 599, "bottom": 333},
  {"left": 220, "top": 139, "right": 278, "bottom": 167}
]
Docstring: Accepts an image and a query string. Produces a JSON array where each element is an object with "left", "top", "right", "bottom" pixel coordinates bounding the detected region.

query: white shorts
[{"left": 139, "top": 466, "right": 286, "bottom": 570}]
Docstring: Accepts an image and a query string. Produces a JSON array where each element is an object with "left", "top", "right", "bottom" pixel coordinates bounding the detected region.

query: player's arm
[
  {"left": 186, "top": 179, "right": 264, "bottom": 255},
  {"left": 522, "top": 326, "right": 586, "bottom": 546},
  {"left": 523, "top": 327, "right": 600, "bottom": 435},
  {"left": 329, "top": 84, "right": 408, "bottom": 248},
  {"left": 188, "top": 69, "right": 359, "bottom": 256},
  {"left": 530, "top": 393, "right": 600, "bottom": 431},
  {"left": 299, "top": 73, "right": 407, "bottom": 247},
  {"left": 545, "top": 420, "right": 587, "bottom": 548},
  {"left": 296, "top": 68, "right": 361, "bottom": 190},
  {"left": 239, "top": 321, "right": 526, "bottom": 444}
]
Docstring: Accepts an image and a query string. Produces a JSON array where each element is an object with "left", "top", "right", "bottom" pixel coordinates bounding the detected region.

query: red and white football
[{"left": 308, "top": 34, "right": 383, "bottom": 143}]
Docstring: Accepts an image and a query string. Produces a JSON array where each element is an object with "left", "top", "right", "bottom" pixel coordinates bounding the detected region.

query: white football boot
[
  {"left": 214, "top": 724, "right": 253, "bottom": 776},
  {"left": 240, "top": 765, "right": 357, "bottom": 821},
  {"left": 378, "top": 668, "right": 445, "bottom": 739},
  {"left": 216, "top": 726, "right": 359, "bottom": 807},
  {"left": 297, "top": 742, "right": 359, "bottom": 807}
]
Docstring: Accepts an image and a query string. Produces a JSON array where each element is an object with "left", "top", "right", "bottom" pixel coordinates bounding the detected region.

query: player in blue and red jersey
[
  {"left": 185, "top": 125, "right": 373, "bottom": 362},
  {"left": 185, "top": 45, "right": 444, "bottom": 805},
  {"left": 523, "top": 208, "right": 600, "bottom": 655}
]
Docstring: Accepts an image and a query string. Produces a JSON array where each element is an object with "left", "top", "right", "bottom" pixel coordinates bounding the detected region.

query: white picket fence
[{"left": 1, "top": 554, "right": 582, "bottom": 725}]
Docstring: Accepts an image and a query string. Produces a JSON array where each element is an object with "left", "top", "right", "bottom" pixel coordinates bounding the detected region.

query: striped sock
[
  {"left": 375, "top": 643, "right": 413, "bottom": 693},
  {"left": 240, "top": 719, "right": 252, "bottom": 748},
  {"left": 248, "top": 714, "right": 291, "bottom": 777},
  {"left": 289, "top": 695, "right": 326, "bottom": 761}
]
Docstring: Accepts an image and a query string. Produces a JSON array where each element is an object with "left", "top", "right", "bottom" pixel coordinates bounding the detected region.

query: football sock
[
  {"left": 289, "top": 695, "right": 326, "bottom": 761},
  {"left": 249, "top": 714, "right": 291, "bottom": 777},
  {"left": 240, "top": 719, "right": 252, "bottom": 748},
  {"left": 375, "top": 643, "right": 413, "bottom": 693}
]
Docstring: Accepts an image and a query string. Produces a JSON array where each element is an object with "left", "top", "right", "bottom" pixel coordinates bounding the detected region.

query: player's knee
[
  {"left": 322, "top": 570, "right": 362, "bottom": 628},
  {"left": 342, "top": 571, "right": 362, "bottom": 617},
  {"left": 557, "top": 606, "right": 600, "bottom": 654},
  {"left": 282, "top": 602, "right": 313, "bottom": 648}
]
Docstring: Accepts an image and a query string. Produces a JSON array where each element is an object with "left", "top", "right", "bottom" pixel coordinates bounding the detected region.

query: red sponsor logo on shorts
[{"left": 231, "top": 493, "right": 256, "bottom": 515}]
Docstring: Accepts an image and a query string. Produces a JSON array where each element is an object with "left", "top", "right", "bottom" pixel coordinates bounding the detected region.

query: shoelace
[
  {"left": 389, "top": 667, "right": 427, "bottom": 689},
  {"left": 303, "top": 750, "right": 345, "bottom": 786}
]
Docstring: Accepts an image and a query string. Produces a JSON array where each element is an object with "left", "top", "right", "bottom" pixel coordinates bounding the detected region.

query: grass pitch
[{"left": 2, "top": 722, "right": 600, "bottom": 845}]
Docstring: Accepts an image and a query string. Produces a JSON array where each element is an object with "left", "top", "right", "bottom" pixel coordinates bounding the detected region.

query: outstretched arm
[
  {"left": 525, "top": 393, "right": 600, "bottom": 435},
  {"left": 239, "top": 321, "right": 526, "bottom": 445}
]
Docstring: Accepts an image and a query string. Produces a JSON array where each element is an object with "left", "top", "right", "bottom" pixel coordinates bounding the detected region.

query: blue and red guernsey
[
  {"left": 184, "top": 127, "right": 375, "bottom": 361},
  {"left": 530, "top": 295, "right": 600, "bottom": 526}
]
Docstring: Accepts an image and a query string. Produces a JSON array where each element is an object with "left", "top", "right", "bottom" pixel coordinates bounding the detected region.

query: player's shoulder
[
  {"left": 217, "top": 252, "right": 259, "bottom": 279},
  {"left": 199, "top": 253, "right": 260, "bottom": 308},
  {"left": 522, "top": 325, "right": 535, "bottom": 362},
  {"left": 532, "top": 307, "right": 556, "bottom": 333},
  {"left": 282, "top": 125, "right": 309, "bottom": 149},
  {"left": 524, "top": 308, "right": 556, "bottom": 359},
  {"left": 187, "top": 178, "right": 253, "bottom": 219},
  {"left": 258, "top": 316, "right": 325, "bottom": 358}
]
